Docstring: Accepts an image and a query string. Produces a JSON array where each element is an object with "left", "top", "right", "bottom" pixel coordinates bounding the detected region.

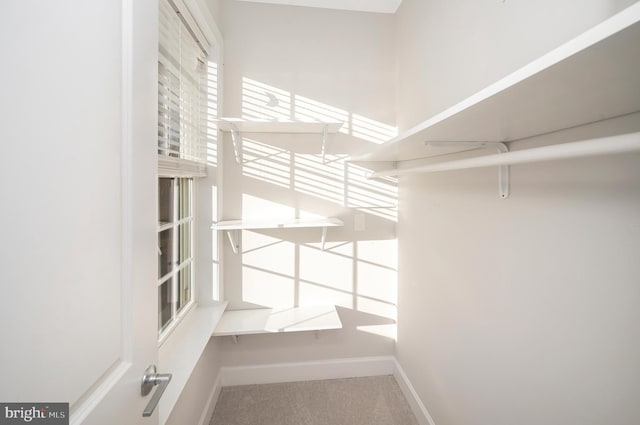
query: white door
[{"left": 0, "top": 1, "right": 163, "bottom": 424}]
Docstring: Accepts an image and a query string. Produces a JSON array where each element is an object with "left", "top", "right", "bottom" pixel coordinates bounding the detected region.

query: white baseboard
[
  {"left": 197, "top": 371, "right": 223, "bottom": 425},
  {"left": 392, "top": 358, "right": 436, "bottom": 425},
  {"left": 221, "top": 356, "right": 396, "bottom": 386},
  {"left": 216, "top": 355, "right": 436, "bottom": 425}
]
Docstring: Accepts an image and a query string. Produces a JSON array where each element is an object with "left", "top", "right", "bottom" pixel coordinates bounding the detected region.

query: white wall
[
  {"left": 165, "top": 339, "right": 222, "bottom": 425},
  {"left": 394, "top": 1, "right": 640, "bottom": 425},
  {"left": 395, "top": 0, "right": 638, "bottom": 128},
  {"left": 206, "top": 0, "right": 224, "bottom": 23},
  {"left": 217, "top": 0, "right": 398, "bottom": 365}
]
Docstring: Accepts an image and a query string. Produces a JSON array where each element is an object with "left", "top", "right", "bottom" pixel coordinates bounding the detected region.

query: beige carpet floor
[{"left": 210, "top": 375, "right": 419, "bottom": 425}]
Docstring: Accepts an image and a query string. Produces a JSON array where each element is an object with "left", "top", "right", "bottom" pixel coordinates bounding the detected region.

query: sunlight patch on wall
[
  {"left": 299, "top": 281, "right": 353, "bottom": 309},
  {"left": 242, "top": 194, "right": 295, "bottom": 220},
  {"left": 357, "top": 239, "right": 396, "bottom": 270},
  {"left": 243, "top": 138, "right": 292, "bottom": 189},
  {"left": 293, "top": 94, "right": 350, "bottom": 133},
  {"left": 299, "top": 244, "right": 353, "bottom": 293},
  {"left": 242, "top": 266, "right": 295, "bottom": 308},
  {"left": 293, "top": 154, "right": 345, "bottom": 205},
  {"left": 352, "top": 113, "right": 397, "bottom": 145},
  {"left": 357, "top": 324, "right": 397, "bottom": 340},
  {"left": 296, "top": 208, "right": 325, "bottom": 220},
  {"left": 357, "top": 262, "right": 397, "bottom": 305},
  {"left": 242, "top": 232, "right": 295, "bottom": 272},
  {"left": 357, "top": 296, "right": 396, "bottom": 321},
  {"left": 241, "top": 232, "right": 295, "bottom": 307},
  {"left": 241, "top": 78, "right": 291, "bottom": 120},
  {"left": 355, "top": 240, "right": 397, "bottom": 321},
  {"left": 346, "top": 163, "right": 397, "bottom": 221},
  {"left": 240, "top": 77, "right": 398, "bottom": 147},
  {"left": 238, "top": 77, "right": 398, "bottom": 222},
  {"left": 233, "top": 77, "right": 399, "bottom": 337}
]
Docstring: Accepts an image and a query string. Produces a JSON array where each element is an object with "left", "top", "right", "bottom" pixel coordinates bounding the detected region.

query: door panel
[{"left": 0, "top": 1, "right": 160, "bottom": 424}]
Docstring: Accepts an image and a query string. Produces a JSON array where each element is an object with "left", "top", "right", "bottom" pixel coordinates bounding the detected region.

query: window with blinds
[
  {"left": 158, "top": 0, "right": 207, "bottom": 173},
  {"left": 157, "top": 0, "right": 214, "bottom": 340}
]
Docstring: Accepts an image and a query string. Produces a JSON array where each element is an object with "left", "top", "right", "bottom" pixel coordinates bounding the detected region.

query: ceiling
[{"left": 233, "top": 0, "right": 403, "bottom": 14}]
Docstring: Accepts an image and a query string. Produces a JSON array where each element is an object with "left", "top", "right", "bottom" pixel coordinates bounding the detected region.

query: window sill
[{"left": 157, "top": 301, "right": 228, "bottom": 425}]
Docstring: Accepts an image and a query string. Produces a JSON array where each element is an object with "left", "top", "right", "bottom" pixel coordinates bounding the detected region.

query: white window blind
[{"left": 158, "top": 0, "right": 207, "bottom": 176}]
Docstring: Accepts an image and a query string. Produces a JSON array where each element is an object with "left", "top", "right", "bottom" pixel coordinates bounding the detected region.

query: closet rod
[{"left": 370, "top": 132, "right": 640, "bottom": 178}]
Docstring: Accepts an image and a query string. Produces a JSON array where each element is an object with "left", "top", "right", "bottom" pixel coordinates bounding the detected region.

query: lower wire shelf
[{"left": 212, "top": 305, "right": 342, "bottom": 342}]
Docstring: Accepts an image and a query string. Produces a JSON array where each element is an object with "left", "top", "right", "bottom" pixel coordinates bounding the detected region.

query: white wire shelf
[
  {"left": 216, "top": 118, "right": 343, "bottom": 134},
  {"left": 213, "top": 217, "right": 344, "bottom": 230},
  {"left": 216, "top": 118, "right": 344, "bottom": 164},
  {"left": 352, "top": 3, "right": 640, "bottom": 163},
  {"left": 213, "top": 305, "right": 342, "bottom": 342},
  {"left": 212, "top": 217, "right": 344, "bottom": 253}
]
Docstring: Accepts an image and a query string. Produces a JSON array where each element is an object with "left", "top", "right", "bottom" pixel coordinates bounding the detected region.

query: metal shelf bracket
[
  {"left": 223, "top": 225, "right": 335, "bottom": 254},
  {"left": 321, "top": 226, "right": 328, "bottom": 250},
  {"left": 226, "top": 230, "right": 240, "bottom": 254},
  {"left": 230, "top": 123, "right": 242, "bottom": 164},
  {"left": 321, "top": 124, "right": 329, "bottom": 163},
  {"left": 495, "top": 143, "right": 510, "bottom": 199},
  {"left": 425, "top": 141, "right": 510, "bottom": 199}
]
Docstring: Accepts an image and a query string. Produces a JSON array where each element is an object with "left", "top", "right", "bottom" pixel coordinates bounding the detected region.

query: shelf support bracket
[
  {"left": 321, "top": 124, "right": 329, "bottom": 164},
  {"left": 496, "top": 143, "right": 510, "bottom": 199},
  {"left": 230, "top": 123, "right": 242, "bottom": 164},
  {"left": 226, "top": 230, "right": 240, "bottom": 255},
  {"left": 321, "top": 226, "right": 328, "bottom": 251},
  {"left": 425, "top": 141, "right": 510, "bottom": 199},
  {"left": 231, "top": 335, "right": 239, "bottom": 344}
]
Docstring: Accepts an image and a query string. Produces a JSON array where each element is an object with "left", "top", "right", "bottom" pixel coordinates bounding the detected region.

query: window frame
[
  {"left": 158, "top": 177, "right": 196, "bottom": 342},
  {"left": 157, "top": 0, "right": 211, "bottom": 342}
]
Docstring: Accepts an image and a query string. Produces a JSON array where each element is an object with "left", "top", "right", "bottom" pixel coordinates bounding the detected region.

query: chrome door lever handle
[{"left": 141, "top": 365, "right": 172, "bottom": 417}]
